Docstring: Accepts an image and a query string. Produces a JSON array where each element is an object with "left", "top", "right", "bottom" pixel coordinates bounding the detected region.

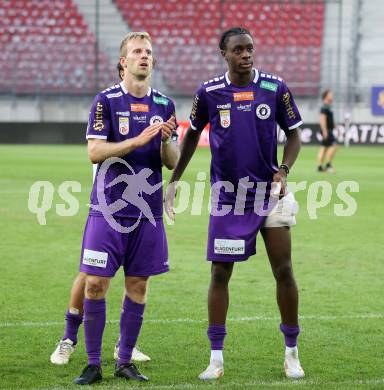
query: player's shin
[
  {"left": 84, "top": 298, "right": 106, "bottom": 367},
  {"left": 207, "top": 325, "right": 226, "bottom": 363},
  {"left": 117, "top": 296, "right": 145, "bottom": 366},
  {"left": 62, "top": 308, "right": 83, "bottom": 345},
  {"left": 280, "top": 323, "right": 300, "bottom": 347}
]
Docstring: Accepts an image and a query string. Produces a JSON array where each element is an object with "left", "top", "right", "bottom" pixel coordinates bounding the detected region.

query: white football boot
[
  {"left": 50, "top": 338, "right": 75, "bottom": 365},
  {"left": 284, "top": 346, "right": 305, "bottom": 379},
  {"left": 113, "top": 344, "right": 151, "bottom": 362},
  {"left": 198, "top": 360, "right": 224, "bottom": 380}
]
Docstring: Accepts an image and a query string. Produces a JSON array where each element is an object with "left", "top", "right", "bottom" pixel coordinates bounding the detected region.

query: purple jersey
[
  {"left": 86, "top": 82, "right": 176, "bottom": 218},
  {"left": 190, "top": 69, "right": 302, "bottom": 206}
]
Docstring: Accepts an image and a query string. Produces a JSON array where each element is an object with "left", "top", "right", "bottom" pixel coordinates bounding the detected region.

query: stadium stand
[
  {"left": 115, "top": 0, "right": 324, "bottom": 95},
  {"left": 0, "top": 0, "right": 324, "bottom": 96},
  {"left": 356, "top": 0, "right": 384, "bottom": 95},
  {"left": 0, "top": 0, "right": 114, "bottom": 94}
]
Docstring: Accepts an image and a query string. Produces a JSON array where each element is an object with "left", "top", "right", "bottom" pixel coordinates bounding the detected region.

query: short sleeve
[
  {"left": 276, "top": 81, "right": 303, "bottom": 134},
  {"left": 189, "top": 86, "right": 209, "bottom": 132},
  {"left": 86, "top": 93, "right": 111, "bottom": 140},
  {"left": 320, "top": 106, "right": 328, "bottom": 115}
]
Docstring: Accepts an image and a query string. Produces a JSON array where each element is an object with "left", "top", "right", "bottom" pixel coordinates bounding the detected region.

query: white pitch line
[
  {"left": 7, "top": 378, "right": 384, "bottom": 390},
  {"left": 0, "top": 313, "right": 383, "bottom": 329}
]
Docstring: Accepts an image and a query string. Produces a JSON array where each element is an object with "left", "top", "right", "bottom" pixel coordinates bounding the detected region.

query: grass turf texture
[{"left": 0, "top": 145, "right": 383, "bottom": 390}]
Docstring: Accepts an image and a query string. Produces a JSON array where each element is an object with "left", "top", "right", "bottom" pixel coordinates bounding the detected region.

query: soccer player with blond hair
[{"left": 69, "top": 32, "right": 179, "bottom": 385}]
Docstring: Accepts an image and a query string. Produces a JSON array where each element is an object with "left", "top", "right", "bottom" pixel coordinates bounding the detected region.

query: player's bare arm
[
  {"left": 164, "top": 126, "right": 201, "bottom": 219},
  {"left": 87, "top": 122, "right": 162, "bottom": 163},
  {"left": 169, "top": 126, "right": 201, "bottom": 183},
  {"left": 320, "top": 113, "right": 328, "bottom": 138},
  {"left": 160, "top": 116, "right": 180, "bottom": 170},
  {"left": 273, "top": 127, "right": 302, "bottom": 195}
]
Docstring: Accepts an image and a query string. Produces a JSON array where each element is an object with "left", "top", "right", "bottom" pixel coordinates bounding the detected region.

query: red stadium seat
[
  {"left": 0, "top": 0, "right": 324, "bottom": 96},
  {"left": 0, "top": 0, "right": 115, "bottom": 94},
  {"left": 114, "top": 0, "right": 324, "bottom": 96}
]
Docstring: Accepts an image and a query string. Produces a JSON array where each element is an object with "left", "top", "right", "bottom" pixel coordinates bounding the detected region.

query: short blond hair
[{"left": 119, "top": 32, "right": 152, "bottom": 57}]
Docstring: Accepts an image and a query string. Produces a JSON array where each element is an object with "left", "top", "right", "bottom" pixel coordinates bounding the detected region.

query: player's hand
[
  {"left": 135, "top": 123, "right": 162, "bottom": 147},
  {"left": 161, "top": 116, "right": 176, "bottom": 142},
  {"left": 164, "top": 181, "right": 177, "bottom": 221},
  {"left": 272, "top": 169, "right": 287, "bottom": 198}
]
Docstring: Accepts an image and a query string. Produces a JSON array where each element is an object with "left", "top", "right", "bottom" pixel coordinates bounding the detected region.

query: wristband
[{"left": 279, "top": 164, "right": 290, "bottom": 175}]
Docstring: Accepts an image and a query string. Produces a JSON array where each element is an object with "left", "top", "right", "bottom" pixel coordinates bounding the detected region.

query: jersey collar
[
  {"left": 120, "top": 81, "right": 151, "bottom": 97},
  {"left": 225, "top": 68, "right": 259, "bottom": 86}
]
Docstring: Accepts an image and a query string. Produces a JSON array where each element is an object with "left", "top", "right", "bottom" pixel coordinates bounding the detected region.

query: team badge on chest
[
  {"left": 119, "top": 117, "right": 129, "bottom": 135},
  {"left": 219, "top": 110, "right": 231, "bottom": 128},
  {"left": 149, "top": 115, "right": 163, "bottom": 125},
  {"left": 256, "top": 104, "right": 271, "bottom": 120}
]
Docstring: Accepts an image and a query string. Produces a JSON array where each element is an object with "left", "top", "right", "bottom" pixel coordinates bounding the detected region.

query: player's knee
[
  {"left": 77, "top": 272, "right": 87, "bottom": 282},
  {"left": 73, "top": 272, "right": 86, "bottom": 288},
  {"left": 211, "top": 263, "right": 232, "bottom": 286},
  {"left": 85, "top": 276, "right": 108, "bottom": 299},
  {"left": 273, "top": 261, "right": 294, "bottom": 283},
  {"left": 126, "top": 278, "right": 148, "bottom": 303}
]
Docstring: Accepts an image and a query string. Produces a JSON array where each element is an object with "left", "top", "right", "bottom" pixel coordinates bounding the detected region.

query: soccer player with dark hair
[
  {"left": 71, "top": 31, "right": 179, "bottom": 385},
  {"left": 317, "top": 89, "right": 338, "bottom": 172},
  {"left": 50, "top": 60, "right": 152, "bottom": 367},
  {"left": 165, "top": 27, "right": 304, "bottom": 380}
]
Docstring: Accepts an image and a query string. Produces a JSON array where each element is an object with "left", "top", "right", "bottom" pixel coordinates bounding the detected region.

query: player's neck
[
  {"left": 123, "top": 77, "right": 150, "bottom": 98},
  {"left": 228, "top": 69, "right": 254, "bottom": 87}
]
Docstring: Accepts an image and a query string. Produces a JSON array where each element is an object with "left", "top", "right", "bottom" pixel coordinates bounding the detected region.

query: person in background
[{"left": 317, "top": 89, "right": 338, "bottom": 173}]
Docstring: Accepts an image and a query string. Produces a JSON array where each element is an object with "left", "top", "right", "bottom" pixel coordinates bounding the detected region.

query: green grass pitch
[{"left": 0, "top": 145, "right": 383, "bottom": 389}]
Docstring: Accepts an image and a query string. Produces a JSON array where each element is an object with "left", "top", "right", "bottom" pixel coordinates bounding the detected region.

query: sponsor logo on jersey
[
  {"left": 260, "top": 80, "right": 278, "bottom": 92},
  {"left": 237, "top": 103, "right": 252, "bottom": 112},
  {"left": 233, "top": 91, "right": 254, "bottom": 101},
  {"left": 283, "top": 92, "right": 296, "bottom": 119},
  {"left": 82, "top": 249, "right": 108, "bottom": 268},
  {"left": 214, "top": 239, "right": 245, "bottom": 255},
  {"left": 149, "top": 115, "right": 163, "bottom": 125},
  {"left": 133, "top": 114, "right": 147, "bottom": 122},
  {"left": 219, "top": 110, "right": 231, "bottom": 128},
  {"left": 206, "top": 83, "right": 225, "bottom": 92},
  {"left": 217, "top": 103, "right": 231, "bottom": 109},
  {"left": 119, "top": 117, "right": 129, "bottom": 135},
  {"left": 131, "top": 104, "right": 149, "bottom": 112},
  {"left": 190, "top": 94, "right": 199, "bottom": 120},
  {"left": 256, "top": 104, "right": 271, "bottom": 119},
  {"left": 116, "top": 111, "right": 130, "bottom": 117},
  {"left": 93, "top": 101, "right": 104, "bottom": 131},
  {"left": 153, "top": 95, "right": 169, "bottom": 105}
]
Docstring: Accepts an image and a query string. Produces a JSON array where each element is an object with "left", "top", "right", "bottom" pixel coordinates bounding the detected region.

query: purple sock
[
  {"left": 207, "top": 324, "right": 227, "bottom": 350},
  {"left": 118, "top": 296, "right": 145, "bottom": 366},
  {"left": 280, "top": 323, "right": 300, "bottom": 347},
  {"left": 62, "top": 310, "right": 83, "bottom": 345},
  {"left": 84, "top": 298, "right": 106, "bottom": 367}
]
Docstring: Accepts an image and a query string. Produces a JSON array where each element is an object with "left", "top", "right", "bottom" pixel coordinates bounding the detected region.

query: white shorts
[{"left": 263, "top": 192, "right": 298, "bottom": 228}]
